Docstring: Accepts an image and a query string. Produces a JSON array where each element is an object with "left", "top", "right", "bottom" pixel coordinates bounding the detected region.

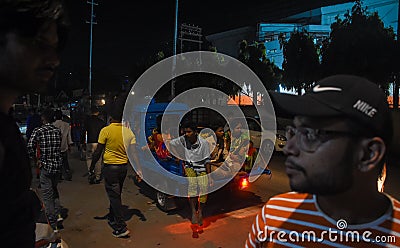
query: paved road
[{"left": 34, "top": 149, "right": 400, "bottom": 248}]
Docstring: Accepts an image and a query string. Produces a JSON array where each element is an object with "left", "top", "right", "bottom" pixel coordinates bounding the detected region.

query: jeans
[
  {"left": 86, "top": 143, "right": 103, "bottom": 180},
  {"left": 103, "top": 164, "right": 127, "bottom": 231},
  {"left": 40, "top": 169, "right": 61, "bottom": 229}
]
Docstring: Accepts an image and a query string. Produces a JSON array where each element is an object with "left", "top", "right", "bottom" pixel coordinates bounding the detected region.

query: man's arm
[
  {"left": 205, "top": 161, "right": 213, "bottom": 186},
  {"left": 128, "top": 143, "right": 142, "bottom": 178},
  {"left": 27, "top": 129, "right": 40, "bottom": 166},
  {"left": 206, "top": 162, "right": 211, "bottom": 173},
  {"left": 27, "top": 129, "right": 38, "bottom": 158},
  {"left": 89, "top": 143, "right": 105, "bottom": 172},
  {"left": 203, "top": 138, "right": 213, "bottom": 185}
]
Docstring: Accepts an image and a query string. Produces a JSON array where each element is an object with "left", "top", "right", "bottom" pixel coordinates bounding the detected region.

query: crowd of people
[{"left": 147, "top": 119, "right": 260, "bottom": 227}]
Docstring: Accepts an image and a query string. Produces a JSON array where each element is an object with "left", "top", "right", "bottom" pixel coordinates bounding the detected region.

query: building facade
[{"left": 259, "top": 0, "right": 399, "bottom": 69}]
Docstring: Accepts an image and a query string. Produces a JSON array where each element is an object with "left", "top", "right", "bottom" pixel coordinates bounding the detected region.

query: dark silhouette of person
[{"left": 0, "top": 1, "right": 69, "bottom": 246}]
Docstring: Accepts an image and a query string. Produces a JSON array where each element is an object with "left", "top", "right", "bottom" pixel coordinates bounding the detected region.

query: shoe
[
  {"left": 57, "top": 214, "right": 63, "bottom": 222},
  {"left": 112, "top": 228, "right": 130, "bottom": 238}
]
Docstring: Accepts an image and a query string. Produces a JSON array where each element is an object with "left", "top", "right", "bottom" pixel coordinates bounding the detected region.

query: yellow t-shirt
[{"left": 98, "top": 123, "right": 136, "bottom": 164}]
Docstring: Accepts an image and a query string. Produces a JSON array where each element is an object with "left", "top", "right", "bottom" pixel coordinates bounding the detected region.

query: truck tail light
[{"left": 239, "top": 177, "right": 249, "bottom": 190}]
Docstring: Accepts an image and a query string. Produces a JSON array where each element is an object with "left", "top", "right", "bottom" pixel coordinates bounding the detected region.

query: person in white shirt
[
  {"left": 54, "top": 110, "right": 73, "bottom": 180},
  {"left": 169, "top": 122, "right": 211, "bottom": 226}
]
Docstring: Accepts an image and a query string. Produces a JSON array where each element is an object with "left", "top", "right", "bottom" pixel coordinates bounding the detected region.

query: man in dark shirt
[
  {"left": 26, "top": 108, "right": 42, "bottom": 141},
  {"left": 82, "top": 106, "right": 106, "bottom": 184},
  {"left": 0, "top": 1, "right": 68, "bottom": 246}
]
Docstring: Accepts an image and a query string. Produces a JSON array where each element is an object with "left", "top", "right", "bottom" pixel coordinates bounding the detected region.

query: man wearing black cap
[
  {"left": 245, "top": 75, "right": 399, "bottom": 247},
  {"left": 0, "top": 0, "right": 68, "bottom": 246}
]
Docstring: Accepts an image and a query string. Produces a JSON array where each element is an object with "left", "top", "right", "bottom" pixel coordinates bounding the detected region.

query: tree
[
  {"left": 130, "top": 47, "right": 239, "bottom": 102},
  {"left": 238, "top": 40, "right": 282, "bottom": 92},
  {"left": 281, "top": 30, "right": 320, "bottom": 95},
  {"left": 321, "top": 0, "right": 396, "bottom": 94}
]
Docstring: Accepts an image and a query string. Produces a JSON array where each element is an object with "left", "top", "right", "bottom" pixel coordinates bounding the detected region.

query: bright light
[
  {"left": 239, "top": 177, "right": 249, "bottom": 190},
  {"left": 101, "top": 99, "right": 106, "bottom": 105},
  {"left": 131, "top": 91, "right": 135, "bottom": 95}
]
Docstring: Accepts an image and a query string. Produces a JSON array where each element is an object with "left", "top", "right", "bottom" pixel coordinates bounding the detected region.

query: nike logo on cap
[{"left": 313, "top": 85, "right": 342, "bottom": 93}]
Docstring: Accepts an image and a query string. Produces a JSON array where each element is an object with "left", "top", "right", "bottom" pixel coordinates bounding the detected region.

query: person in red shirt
[{"left": 244, "top": 140, "right": 257, "bottom": 172}]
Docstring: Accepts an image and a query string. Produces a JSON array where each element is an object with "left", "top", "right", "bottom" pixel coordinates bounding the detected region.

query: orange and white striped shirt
[{"left": 245, "top": 192, "right": 400, "bottom": 248}]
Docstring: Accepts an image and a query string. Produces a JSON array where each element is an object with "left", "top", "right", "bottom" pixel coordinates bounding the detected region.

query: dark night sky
[{"left": 60, "top": 0, "right": 351, "bottom": 76}]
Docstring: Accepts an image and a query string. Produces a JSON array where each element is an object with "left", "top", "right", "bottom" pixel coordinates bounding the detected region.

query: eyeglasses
[{"left": 285, "top": 126, "right": 357, "bottom": 152}]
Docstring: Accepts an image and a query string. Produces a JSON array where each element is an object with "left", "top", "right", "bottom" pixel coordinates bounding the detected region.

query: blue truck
[{"left": 128, "top": 101, "right": 267, "bottom": 211}]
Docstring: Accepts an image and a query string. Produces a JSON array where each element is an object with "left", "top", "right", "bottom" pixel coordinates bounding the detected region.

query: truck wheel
[{"left": 156, "top": 191, "right": 170, "bottom": 212}]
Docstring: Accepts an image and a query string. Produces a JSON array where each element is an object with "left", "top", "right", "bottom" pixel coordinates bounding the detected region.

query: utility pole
[
  {"left": 86, "top": 0, "right": 98, "bottom": 105},
  {"left": 171, "top": 0, "right": 179, "bottom": 99}
]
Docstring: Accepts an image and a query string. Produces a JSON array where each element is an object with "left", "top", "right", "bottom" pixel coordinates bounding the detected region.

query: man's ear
[{"left": 358, "top": 137, "right": 386, "bottom": 172}]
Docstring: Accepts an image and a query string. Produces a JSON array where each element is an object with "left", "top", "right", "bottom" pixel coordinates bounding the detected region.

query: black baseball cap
[{"left": 270, "top": 74, "right": 392, "bottom": 143}]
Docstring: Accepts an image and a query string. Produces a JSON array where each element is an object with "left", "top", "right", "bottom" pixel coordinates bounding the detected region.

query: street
[{"left": 37, "top": 148, "right": 400, "bottom": 248}]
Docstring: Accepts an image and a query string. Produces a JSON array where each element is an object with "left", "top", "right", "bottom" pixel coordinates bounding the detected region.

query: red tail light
[{"left": 239, "top": 177, "right": 249, "bottom": 190}]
